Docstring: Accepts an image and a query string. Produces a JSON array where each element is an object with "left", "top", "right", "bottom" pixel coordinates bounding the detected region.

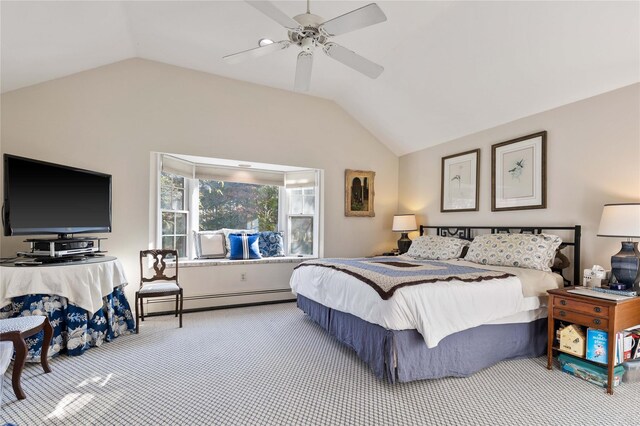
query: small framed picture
[
  {"left": 345, "top": 169, "right": 375, "bottom": 217},
  {"left": 491, "top": 131, "right": 546, "bottom": 211},
  {"left": 441, "top": 149, "right": 480, "bottom": 212}
]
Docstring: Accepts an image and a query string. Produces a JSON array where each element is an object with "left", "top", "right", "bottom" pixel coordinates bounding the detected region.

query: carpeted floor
[{"left": 1, "top": 302, "right": 638, "bottom": 425}]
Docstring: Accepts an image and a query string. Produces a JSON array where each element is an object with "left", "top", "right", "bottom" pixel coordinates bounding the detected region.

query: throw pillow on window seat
[
  {"left": 193, "top": 230, "right": 227, "bottom": 259},
  {"left": 222, "top": 228, "right": 256, "bottom": 258},
  {"left": 258, "top": 231, "right": 285, "bottom": 257},
  {"left": 229, "top": 234, "right": 262, "bottom": 260}
]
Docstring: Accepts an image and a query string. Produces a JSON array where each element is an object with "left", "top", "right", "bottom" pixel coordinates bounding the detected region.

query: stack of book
[
  {"left": 627, "top": 327, "right": 640, "bottom": 360},
  {"left": 586, "top": 327, "right": 640, "bottom": 364}
]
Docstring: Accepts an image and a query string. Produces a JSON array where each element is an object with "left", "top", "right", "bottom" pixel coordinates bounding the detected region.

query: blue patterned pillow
[
  {"left": 259, "top": 231, "right": 285, "bottom": 257},
  {"left": 229, "top": 233, "right": 262, "bottom": 260}
]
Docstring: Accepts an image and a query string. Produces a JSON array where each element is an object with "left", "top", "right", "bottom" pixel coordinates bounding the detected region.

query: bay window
[{"left": 157, "top": 153, "right": 321, "bottom": 259}]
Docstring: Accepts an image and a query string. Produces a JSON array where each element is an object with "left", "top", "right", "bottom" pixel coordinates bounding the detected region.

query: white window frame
[
  {"left": 157, "top": 172, "right": 191, "bottom": 259},
  {"left": 281, "top": 185, "right": 320, "bottom": 257}
]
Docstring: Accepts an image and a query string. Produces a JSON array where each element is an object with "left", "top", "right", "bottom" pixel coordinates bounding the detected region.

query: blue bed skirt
[
  {"left": 297, "top": 295, "right": 547, "bottom": 383},
  {"left": 0, "top": 286, "right": 135, "bottom": 361}
]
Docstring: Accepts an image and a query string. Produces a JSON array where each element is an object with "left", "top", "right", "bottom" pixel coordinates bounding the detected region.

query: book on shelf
[
  {"left": 586, "top": 329, "right": 608, "bottom": 364},
  {"left": 627, "top": 327, "right": 640, "bottom": 360},
  {"left": 585, "top": 329, "right": 637, "bottom": 364}
]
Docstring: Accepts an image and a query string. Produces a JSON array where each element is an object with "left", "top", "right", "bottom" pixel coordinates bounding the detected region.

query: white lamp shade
[
  {"left": 597, "top": 203, "right": 640, "bottom": 238},
  {"left": 392, "top": 214, "right": 417, "bottom": 232}
]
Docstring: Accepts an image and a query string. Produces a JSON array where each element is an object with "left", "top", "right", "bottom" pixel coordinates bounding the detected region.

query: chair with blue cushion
[
  {"left": 136, "top": 249, "right": 183, "bottom": 333},
  {"left": 0, "top": 316, "right": 53, "bottom": 400}
]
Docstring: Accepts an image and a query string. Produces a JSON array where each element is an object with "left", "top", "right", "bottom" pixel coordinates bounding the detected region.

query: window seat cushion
[{"left": 175, "top": 256, "right": 313, "bottom": 268}]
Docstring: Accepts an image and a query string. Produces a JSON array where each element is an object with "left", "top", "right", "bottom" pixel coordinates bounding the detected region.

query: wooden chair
[
  {"left": 136, "top": 249, "right": 183, "bottom": 333},
  {"left": 0, "top": 316, "right": 53, "bottom": 400}
]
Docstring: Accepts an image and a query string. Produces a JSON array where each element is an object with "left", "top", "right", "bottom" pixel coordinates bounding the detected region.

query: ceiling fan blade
[
  {"left": 223, "top": 40, "right": 290, "bottom": 64},
  {"left": 323, "top": 42, "right": 383, "bottom": 79},
  {"left": 294, "top": 52, "right": 313, "bottom": 92},
  {"left": 319, "top": 3, "right": 387, "bottom": 37},
  {"left": 245, "top": 1, "right": 301, "bottom": 31}
]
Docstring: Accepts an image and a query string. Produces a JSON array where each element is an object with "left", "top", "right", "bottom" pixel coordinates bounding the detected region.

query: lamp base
[
  {"left": 611, "top": 241, "right": 640, "bottom": 291},
  {"left": 397, "top": 233, "right": 412, "bottom": 254}
]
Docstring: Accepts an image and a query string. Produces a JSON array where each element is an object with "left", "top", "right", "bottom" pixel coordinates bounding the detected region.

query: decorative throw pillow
[
  {"left": 222, "top": 228, "right": 256, "bottom": 258},
  {"left": 193, "top": 230, "right": 226, "bottom": 259},
  {"left": 406, "top": 235, "right": 470, "bottom": 260},
  {"left": 258, "top": 231, "right": 285, "bottom": 257},
  {"left": 228, "top": 233, "right": 262, "bottom": 260},
  {"left": 464, "top": 233, "right": 562, "bottom": 271}
]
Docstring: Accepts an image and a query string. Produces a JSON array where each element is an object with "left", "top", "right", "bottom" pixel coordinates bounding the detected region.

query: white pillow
[
  {"left": 464, "top": 233, "right": 562, "bottom": 271},
  {"left": 406, "top": 235, "right": 470, "bottom": 260},
  {"left": 194, "top": 231, "right": 226, "bottom": 259}
]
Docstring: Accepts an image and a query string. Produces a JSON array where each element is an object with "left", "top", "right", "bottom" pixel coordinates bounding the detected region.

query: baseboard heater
[
  {"left": 144, "top": 288, "right": 295, "bottom": 316},
  {"left": 145, "top": 288, "right": 293, "bottom": 305}
]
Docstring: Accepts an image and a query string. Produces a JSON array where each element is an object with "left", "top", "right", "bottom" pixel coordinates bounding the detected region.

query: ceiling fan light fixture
[
  {"left": 300, "top": 37, "right": 316, "bottom": 52},
  {"left": 230, "top": 1, "right": 387, "bottom": 91}
]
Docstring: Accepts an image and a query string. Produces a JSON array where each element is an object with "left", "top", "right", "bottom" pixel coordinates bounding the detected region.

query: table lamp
[
  {"left": 597, "top": 203, "right": 640, "bottom": 290},
  {"left": 392, "top": 214, "right": 417, "bottom": 254}
]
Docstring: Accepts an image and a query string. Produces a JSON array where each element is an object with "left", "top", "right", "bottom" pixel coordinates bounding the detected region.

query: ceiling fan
[{"left": 223, "top": 0, "right": 387, "bottom": 92}]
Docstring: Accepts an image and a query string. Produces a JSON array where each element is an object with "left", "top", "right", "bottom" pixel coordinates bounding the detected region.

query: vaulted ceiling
[{"left": 2, "top": 1, "right": 638, "bottom": 155}]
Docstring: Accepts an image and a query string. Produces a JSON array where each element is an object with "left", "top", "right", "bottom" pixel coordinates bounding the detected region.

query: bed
[{"left": 289, "top": 225, "right": 581, "bottom": 383}]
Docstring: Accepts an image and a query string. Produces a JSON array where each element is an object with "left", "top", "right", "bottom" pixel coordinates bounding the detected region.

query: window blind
[
  {"left": 161, "top": 155, "right": 195, "bottom": 179},
  {"left": 195, "top": 164, "right": 285, "bottom": 187},
  {"left": 284, "top": 170, "right": 317, "bottom": 188}
]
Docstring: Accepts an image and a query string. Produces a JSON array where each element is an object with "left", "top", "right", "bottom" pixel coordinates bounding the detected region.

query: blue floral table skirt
[{"left": 0, "top": 286, "right": 134, "bottom": 362}]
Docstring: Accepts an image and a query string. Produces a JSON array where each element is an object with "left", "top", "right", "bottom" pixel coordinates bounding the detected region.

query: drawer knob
[
  {"left": 559, "top": 311, "right": 566, "bottom": 317},
  {"left": 560, "top": 300, "right": 567, "bottom": 306},
  {"left": 594, "top": 307, "right": 601, "bottom": 313},
  {"left": 593, "top": 318, "right": 601, "bottom": 325}
]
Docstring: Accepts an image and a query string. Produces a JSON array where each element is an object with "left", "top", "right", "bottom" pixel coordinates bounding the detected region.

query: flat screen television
[{"left": 3, "top": 154, "right": 112, "bottom": 237}]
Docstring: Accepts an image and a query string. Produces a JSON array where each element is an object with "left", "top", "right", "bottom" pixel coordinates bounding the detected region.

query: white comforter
[{"left": 290, "top": 257, "right": 561, "bottom": 348}]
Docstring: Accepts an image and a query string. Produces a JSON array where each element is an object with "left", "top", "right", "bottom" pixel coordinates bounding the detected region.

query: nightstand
[{"left": 546, "top": 287, "right": 640, "bottom": 394}]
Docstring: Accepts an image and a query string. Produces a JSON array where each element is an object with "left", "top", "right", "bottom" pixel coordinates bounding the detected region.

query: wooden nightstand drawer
[
  {"left": 553, "top": 296, "right": 608, "bottom": 317},
  {"left": 553, "top": 307, "right": 609, "bottom": 330}
]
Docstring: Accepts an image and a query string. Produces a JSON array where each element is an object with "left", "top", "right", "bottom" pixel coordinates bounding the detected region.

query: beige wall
[
  {"left": 399, "top": 83, "right": 640, "bottom": 280},
  {"left": 0, "top": 58, "right": 399, "bottom": 304},
  {"left": 2, "top": 57, "right": 637, "bottom": 303}
]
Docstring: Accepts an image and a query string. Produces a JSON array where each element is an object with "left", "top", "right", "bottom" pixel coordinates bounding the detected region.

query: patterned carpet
[{"left": 1, "top": 302, "right": 638, "bottom": 425}]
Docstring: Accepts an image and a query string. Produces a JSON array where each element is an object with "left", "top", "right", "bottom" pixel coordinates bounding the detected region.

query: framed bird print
[
  {"left": 491, "top": 131, "right": 546, "bottom": 211},
  {"left": 441, "top": 149, "right": 480, "bottom": 212}
]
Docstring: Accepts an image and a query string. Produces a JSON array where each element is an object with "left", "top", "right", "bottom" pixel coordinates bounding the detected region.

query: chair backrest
[{"left": 140, "top": 250, "right": 179, "bottom": 285}]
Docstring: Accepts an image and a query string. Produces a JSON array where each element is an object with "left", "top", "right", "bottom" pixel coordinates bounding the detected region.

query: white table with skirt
[{"left": 0, "top": 256, "right": 134, "bottom": 361}]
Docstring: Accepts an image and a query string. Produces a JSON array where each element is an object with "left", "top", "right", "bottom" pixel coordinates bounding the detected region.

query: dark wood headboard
[{"left": 419, "top": 225, "right": 581, "bottom": 286}]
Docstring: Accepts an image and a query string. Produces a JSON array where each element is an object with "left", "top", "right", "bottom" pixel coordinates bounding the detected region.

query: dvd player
[{"left": 27, "top": 239, "right": 99, "bottom": 257}]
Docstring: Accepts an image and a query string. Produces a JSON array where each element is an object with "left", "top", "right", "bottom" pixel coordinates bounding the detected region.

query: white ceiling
[{"left": 2, "top": 1, "right": 638, "bottom": 155}]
